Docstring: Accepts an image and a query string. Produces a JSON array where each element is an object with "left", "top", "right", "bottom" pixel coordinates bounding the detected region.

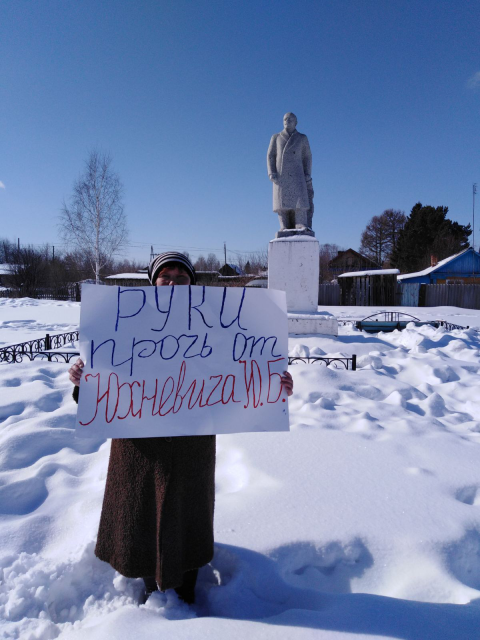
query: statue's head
[{"left": 283, "top": 112, "right": 297, "bottom": 133}]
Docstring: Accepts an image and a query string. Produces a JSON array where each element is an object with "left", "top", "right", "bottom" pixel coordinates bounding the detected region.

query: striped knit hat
[{"left": 148, "top": 252, "right": 196, "bottom": 285}]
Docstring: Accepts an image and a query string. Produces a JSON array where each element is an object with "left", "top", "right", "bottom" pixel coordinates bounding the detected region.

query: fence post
[
  {"left": 352, "top": 354, "right": 356, "bottom": 371},
  {"left": 45, "top": 333, "right": 51, "bottom": 350}
]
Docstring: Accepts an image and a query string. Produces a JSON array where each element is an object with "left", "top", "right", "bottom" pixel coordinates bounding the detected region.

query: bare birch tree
[
  {"left": 60, "top": 151, "right": 128, "bottom": 283},
  {"left": 359, "top": 209, "right": 406, "bottom": 266}
]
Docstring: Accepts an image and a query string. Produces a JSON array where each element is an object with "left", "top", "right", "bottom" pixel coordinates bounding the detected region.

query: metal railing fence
[{"left": 0, "top": 331, "right": 79, "bottom": 363}]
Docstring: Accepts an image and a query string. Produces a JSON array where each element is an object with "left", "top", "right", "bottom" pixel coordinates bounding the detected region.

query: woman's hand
[
  {"left": 69, "top": 358, "right": 85, "bottom": 386},
  {"left": 280, "top": 370, "right": 293, "bottom": 397}
]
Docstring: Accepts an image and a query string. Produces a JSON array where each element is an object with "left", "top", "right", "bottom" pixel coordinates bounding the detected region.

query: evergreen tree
[{"left": 391, "top": 203, "right": 471, "bottom": 273}]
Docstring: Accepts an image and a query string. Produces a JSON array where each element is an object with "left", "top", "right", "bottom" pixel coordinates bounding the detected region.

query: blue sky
[{"left": 1, "top": 0, "right": 479, "bottom": 265}]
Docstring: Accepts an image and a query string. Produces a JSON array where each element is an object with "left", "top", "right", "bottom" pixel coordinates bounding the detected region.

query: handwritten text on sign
[{"left": 75, "top": 284, "right": 289, "bottom": 438}]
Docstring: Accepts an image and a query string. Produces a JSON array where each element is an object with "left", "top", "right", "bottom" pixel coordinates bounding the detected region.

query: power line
[{"left": 4, "top": 237, "right": 268, "bottom": 259}]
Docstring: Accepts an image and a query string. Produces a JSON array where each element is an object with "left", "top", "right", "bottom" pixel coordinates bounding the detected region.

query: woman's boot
[
  {"left": 174, "top": 569, "right": 198, "bottom": 604},
  {"left": 138, "top": 576, "right": 158, "bottom": 604}
]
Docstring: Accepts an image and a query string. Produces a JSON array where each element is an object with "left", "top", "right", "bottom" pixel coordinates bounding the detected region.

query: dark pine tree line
[{"left": 390, "top": 203, "right": 471, "bottom": 273}]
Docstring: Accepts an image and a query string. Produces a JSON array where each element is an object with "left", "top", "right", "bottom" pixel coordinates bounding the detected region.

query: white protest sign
[{"left": 75, "top": 284, "right": 289, "bottom": 438}]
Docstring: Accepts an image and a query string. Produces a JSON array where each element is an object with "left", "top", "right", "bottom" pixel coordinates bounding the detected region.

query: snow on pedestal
[{"left": 268, "top": 236, "right": 338, "bottom": 335}]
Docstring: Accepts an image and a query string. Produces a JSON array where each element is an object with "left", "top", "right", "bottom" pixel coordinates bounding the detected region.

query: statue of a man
[{"left": 267, "top": 113, "right": 314, "bottom": 237}]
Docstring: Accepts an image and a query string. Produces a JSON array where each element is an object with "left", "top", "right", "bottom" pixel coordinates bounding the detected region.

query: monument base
[
  {"left": 288, "top": 311, "right": 338, "bottom": 336},
  {"left": 268, "top": 236, "right": 320, "bottom": 312},
  {"left": 268, "top": 235, "right": 339, "bottom": 336}
]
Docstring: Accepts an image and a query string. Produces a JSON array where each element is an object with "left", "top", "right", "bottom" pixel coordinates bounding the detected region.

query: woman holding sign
[{"left": 69, "top": 251, "right": 293, "bottom": 605}]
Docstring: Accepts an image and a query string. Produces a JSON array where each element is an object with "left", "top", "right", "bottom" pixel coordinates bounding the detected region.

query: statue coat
[{"left": 267, "top": 130, "right": 312, "bottom": 212}]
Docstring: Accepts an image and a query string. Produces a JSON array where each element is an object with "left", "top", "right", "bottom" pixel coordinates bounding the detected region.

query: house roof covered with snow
[
  {"left": 397, "top": 247, "right": 480, "bottom": 282},
  {"left": 338, "top": 269, "right": 400, "bottom": 278},
  {"left": 219, "top": 263, "right": 244, "bottom": 276},
  {"left": 0, "top": 264, "right": 13, "bottom": 275},
  {"left": 105, "top": 273, "right": 149, "bottom": 280}
]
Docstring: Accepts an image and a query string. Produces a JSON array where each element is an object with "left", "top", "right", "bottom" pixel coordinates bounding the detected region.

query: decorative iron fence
[
  {"left": 1, "top": 333, "right": 356, "bottom": 370},
  {"left": 435, "top": 320, "right": 469, "bottom": 331},
  {"left": 0, "top": 331, "right": 79, "bottom": 364},
  {"left": 4, "top": 351, "right": 81, "bottom": 364},
  {"left": 288, "top": 355, "right": 356, "bottom": 370}
]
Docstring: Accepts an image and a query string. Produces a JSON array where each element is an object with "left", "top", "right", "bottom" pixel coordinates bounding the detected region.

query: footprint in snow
[
  {"left": 421, "top": 392, "right": 447, "bottom": 418},
  {"left": 34, "top": 391, "right": 64, "bottom": 413},
  {"left": 203, "top": 538, "right": 374, "bottom": 621},
  {"left": 0, "top": 429, "right": 74, "bottom": 471},
  {"left": 431, "top": 366, "right": 460, "bottom": 383},
  {"left": 0, "top": 477, "right": 48, "bottom": 515},
  {"left": 454, "top": 486, "right": 480, "bottom": 506},
  {"left": 0, "top": 402, "right": 26, "bottom": 423},
  {"left": 275, "top": 538, "right": 374, "bottom": 594},
  {"left": 1, "top": 378, "right": 22, "bottom": 388},
  {"left": 444, "top": 528, "right": 480, "bottom": 591},
  {"left": 36, "top": 367, "right": 66, "bottom": 379}
]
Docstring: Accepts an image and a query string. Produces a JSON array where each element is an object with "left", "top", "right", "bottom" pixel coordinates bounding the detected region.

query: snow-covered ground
[
  {"left": 1, "top": 298, "right": 480, "bottom": 639},
  {"left": 0, "top": 298, "right": 80, "bottom": 348}
]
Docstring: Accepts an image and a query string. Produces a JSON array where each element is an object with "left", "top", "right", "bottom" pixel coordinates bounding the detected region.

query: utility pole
[
  {"left": 52, "top": 245, "right": 55, "bottom": 261},
  {"left": 17, "top": 238, "right": 20, "bottom": 251},
  {"left": 474, "top": 183, "right": 477, "bottom": 251},
  {"left": 473, "top": 184, "right": 477, "bottom": 281},
  {"left": 224, "top": 241, "right": 227, "bottom": 266}
]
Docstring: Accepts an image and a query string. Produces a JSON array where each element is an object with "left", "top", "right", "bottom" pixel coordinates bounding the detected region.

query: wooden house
[
  {"left": 329, "top": 249, "right": 380, "bottom": 278},
  {"left": 219, "top": 263, "right": 244, "bottom": 277},
  {"left": 397, "top": 248, "right": 480, "bottom": 284}
]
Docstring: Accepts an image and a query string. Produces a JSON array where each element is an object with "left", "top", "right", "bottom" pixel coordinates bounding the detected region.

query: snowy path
[{"left": 1, "top": 299, "right": 480, "bottom": 638}]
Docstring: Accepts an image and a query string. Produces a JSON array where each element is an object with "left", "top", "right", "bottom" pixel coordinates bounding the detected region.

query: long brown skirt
[{"left": 94, "top": 435, "right": 216, "bottom": 590}]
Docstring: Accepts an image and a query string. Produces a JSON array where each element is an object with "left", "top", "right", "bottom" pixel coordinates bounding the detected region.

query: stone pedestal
[
  {"left": 268, "top": 236, "right": 319, "bottom": 312},
  {"left": 288, "top": 311, "right": 338, "bottom": 335},
  {"left": 268, "top": 236, "right": 338, "bottom": 336}
]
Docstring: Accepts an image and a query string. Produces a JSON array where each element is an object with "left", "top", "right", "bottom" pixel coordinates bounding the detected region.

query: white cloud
[
  {"left": 0, "top": 181, "right": 5, "bottom": 189},
  {"left": 467, "top": 71, "right": 480, "bottom": 90}
]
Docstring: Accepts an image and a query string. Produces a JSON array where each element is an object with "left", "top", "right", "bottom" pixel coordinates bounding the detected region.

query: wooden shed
[{"left": 338, "top": 269, "right": 400, "bottom": 306}]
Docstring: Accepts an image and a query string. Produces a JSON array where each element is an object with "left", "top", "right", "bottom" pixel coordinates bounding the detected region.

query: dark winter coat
[{"left": 73, "top": 385, "right": 215, "bottom": 590}]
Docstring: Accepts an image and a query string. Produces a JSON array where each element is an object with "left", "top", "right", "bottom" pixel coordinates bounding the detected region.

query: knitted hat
[{"left": 148, "top": 252, "right": 196, "bottom": 285}]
